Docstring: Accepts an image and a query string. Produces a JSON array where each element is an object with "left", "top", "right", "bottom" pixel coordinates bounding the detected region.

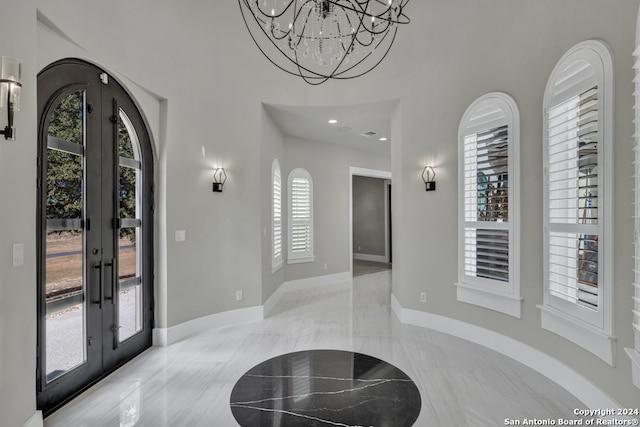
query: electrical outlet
[
  {"left": 236, "top": 290, "right": 243, "bottom": 301},
  {"left": 420, "top": 292, "right": 427, "bottom": 303},
  {"left": 324, "top": 263, "right": 328, "bottom": 270}
]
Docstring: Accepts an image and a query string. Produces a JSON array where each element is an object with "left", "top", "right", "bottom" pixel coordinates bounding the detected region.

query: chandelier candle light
[{"left": 239, "top": 0, "right": 410, "bottom": 85}]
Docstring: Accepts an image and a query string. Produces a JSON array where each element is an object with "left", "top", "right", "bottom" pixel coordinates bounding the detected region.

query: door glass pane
[
  {"left": 118, "top": 110, "right": 143, "bottom": 342},
  {"left": 45, "top": 91, "right": 86, "bottom": 382},
  {"left": 118, "top": 227, "right": 141, "bottom": 342}
]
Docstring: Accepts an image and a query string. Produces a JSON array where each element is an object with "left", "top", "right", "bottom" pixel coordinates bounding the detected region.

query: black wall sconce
[
  {"left": 212, "top": 168, "right": 227, "bottom": 192},
  {"left": 422, "top": 166, "right": 436, "bottom": 191},
  {"left": 0, "top": 56, "right": 22, "bottom": 141}
]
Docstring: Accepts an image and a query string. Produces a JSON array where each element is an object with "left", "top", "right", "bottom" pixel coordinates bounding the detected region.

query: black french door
[{"left": 36, "top": 59, "right": 154, "bottom": 415}]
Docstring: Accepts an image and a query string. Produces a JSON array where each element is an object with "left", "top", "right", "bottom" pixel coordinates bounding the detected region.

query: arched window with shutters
[
  {"left": 272, "top": 159, "right": 283, "bottom": 271},
  {"left": 541, "top": 40, "right": 614, "bottom": 365},
  {"left": 457, "top": 92, "right": 521, "bottom": 318},
  {"left": 287, "top": 168, "right": 314, "bottom": 263}
]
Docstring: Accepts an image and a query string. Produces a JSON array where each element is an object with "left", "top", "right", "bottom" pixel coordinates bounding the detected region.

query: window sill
[
  {"left": 455, "top": 282, "right": 522, "bottom": 318},
  {"left": 625, "top": 348, "right": 640, "bottom": 390},
  {"left": 287, "top": 256, "right": 315, "bottom": 265},
  {"left": 538, "top": 304, "right": 615, "bottom": 366}
]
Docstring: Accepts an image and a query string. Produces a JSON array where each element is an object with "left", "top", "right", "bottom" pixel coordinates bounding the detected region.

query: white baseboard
[
  {"left": 264, "top": 271, "right": 351, "bottom": 318},
  {"left": 152, "top": 327, "right": 168, "bottom": 347},
  {"left": 390, "top": 294, "right": 621, "bottom": 410},
  {"left": 626, "top": 348, "right": 640, "bottom": 390},
  {"left": 353, "top": 253, "right": 388, "bottom": 263},
  {"left": 539, "top": 304, "right": 615, "bottom": 366},
  {"left": 23, "top": 411, "right": 43, "bottom": 427},
  {"left": 455, "top": 282, "right": 523, "bottom": 319},
  {"left": 153, "top": 306, "right": 263, "bottom": 346},
  {"left": 390, "top": 292, "right": 403, "bottom": 318}
]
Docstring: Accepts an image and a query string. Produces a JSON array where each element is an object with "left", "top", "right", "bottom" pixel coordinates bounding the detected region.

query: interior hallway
[
  {"left": 352, "top": 259, "right": 392, "bottom": 277},
  {"left": 44, "top": 270, "right": 583, "bottom": 426}
]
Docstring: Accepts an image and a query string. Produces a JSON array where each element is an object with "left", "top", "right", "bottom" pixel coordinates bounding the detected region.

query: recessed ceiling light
[
  {"left": 328, "top": 119, "right": 338, "bottom": 124},
  {"left": 379, "top": 137, "right": 388, "bottom": 141}
]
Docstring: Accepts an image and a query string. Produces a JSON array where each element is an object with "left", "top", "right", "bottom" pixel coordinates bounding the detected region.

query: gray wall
[
  {"left": 0, "top": 2, "right": 37, "bottom": 425},
  {"left": 2, "top": 1, "right": 640, "bottom": 424},
  {"left": 353, "top": 176, "right": 387, "bottom": 257}
]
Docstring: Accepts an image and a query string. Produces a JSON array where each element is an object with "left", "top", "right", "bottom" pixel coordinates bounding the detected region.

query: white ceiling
[{"left": 263, "top": 99, "right": 398, "bottom": 156}]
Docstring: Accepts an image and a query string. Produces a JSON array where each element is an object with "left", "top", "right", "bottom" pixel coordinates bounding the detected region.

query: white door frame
[{"left": 349, "top": 166, "right": 392, "bottom": 275}]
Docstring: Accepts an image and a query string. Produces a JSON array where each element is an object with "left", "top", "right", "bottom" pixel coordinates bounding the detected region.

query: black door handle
[
  {"left": 104, "top": 259, "right": 116, "bottom": 304},
  {"left": 93, "top": 260, "right": 103, "bottom": 309}
]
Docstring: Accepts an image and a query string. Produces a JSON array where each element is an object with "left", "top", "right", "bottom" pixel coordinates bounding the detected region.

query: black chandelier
[{"left": 238, "top": 0, "right": 411, "bottom": 85}]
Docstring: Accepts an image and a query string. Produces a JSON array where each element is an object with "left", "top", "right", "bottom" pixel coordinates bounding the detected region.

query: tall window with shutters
[
  {"left": 457, "top": 93, "right": 521, "bottom": 318},
  {"left": 272, "top": 159, "right": 283, "bottom": 271},
  {"left": 287, "top": 168, "right": 314, "bottom": 263},
  {"left": 541, "top": 40, "right": 614, "bottom": 365},
  {"left": 547, "top": 87, "right": 599, "bottom": 309},
  {"left": 627, "top": 36, "right": 640, "bottom": 387}
]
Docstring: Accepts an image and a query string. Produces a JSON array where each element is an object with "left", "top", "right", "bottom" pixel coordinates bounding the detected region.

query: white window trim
[
  {"left": 456, "top": 92, "right": 522, "bottom": 318},
  {"left": 540, "top": 40, "right": 615, "bottom": 366},
  {"left": 628, "top": 38, "right": 640, "bottom": 388},
  {"left": 271, "top": 159, "right": 283, "bottom": 272},
  {"left": 287, "top": 168, "right": 314, "bottom": 264}
]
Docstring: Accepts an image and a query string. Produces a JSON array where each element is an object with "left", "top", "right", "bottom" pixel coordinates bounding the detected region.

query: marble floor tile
[
  {"left": 45, "top": 270, "right": 586, "bottom": 427},
  {"left": 230, "top": 349, "right": 421, "bottom": 426},
  {"left": 353, "top": 259, "right": 392, "bottom": 277}
]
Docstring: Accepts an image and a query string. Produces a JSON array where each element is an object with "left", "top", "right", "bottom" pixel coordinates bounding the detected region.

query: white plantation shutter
[
  {"left": 634, "top": 45, "right": 640, "bottom": 354},
  {"left": 290, "top": 178, "right": 311, "bottom": 253},
  {"left": 465, "top": 228, "right": 509, "bottom": 282},
  {"left": 288, "top": 169, "right": 314, "bottom": 263},
  {"left": 457, "top": 93, "right": 520, "bottom": 317},
  {"left": 629, "top": 41, "right": 640, "bottom": 386},
  {"left": 541, "top": 40, "right": 614, "bottom": 365},
  {"left": 463, "top": 125, "right": 510, "bottom": 283},
  {"left": 272, "top": 160, "right": 283, "bottom": 270},
  {"left": 546, "top": 86, "right": 600, "bottom": 310}
]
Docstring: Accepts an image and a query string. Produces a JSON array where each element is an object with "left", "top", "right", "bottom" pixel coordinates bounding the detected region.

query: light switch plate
[
  {"left": 175, "top": 230, "right": 186, "bottom": 242},
  {"left": 13, "top": 243, "right": 24, "bottom": 267}
]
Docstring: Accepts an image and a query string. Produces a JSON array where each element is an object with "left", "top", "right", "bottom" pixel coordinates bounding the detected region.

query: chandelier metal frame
[{"left": 238, "top": 0, "right": 411, "bottom": 85}]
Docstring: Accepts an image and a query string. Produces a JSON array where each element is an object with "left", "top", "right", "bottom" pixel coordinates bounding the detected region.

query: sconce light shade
[
  {"left": 0, "top": 56, "right": 22, "bottom": 140},
  {"left": 422, "top": 166, "right": 436, "bottom": 191},
  {"left": 212, "top": 168, "right": 227, "bottom": 192}
]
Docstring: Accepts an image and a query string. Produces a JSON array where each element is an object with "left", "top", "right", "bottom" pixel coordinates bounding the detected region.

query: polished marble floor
[
  {"left": 352, "top": 259, "right": 392, "bottom": 277},
  {"left": 45, "top": 270, "right": 584, "bottom": 426}
]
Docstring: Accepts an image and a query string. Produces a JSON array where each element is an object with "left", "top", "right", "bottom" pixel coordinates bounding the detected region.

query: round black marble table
[{"left": 230, "top": 349, "right": 421, "bottom": 426}]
